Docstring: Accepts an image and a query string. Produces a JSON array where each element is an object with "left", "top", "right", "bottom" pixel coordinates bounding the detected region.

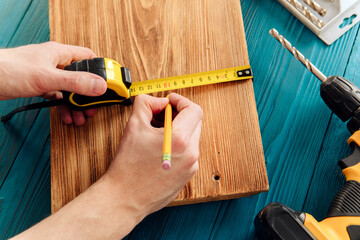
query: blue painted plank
[
  {"left": 1, "top": 0, "right": 359, "bottom": 239},
  {"left": 7, "top": 0, "right": 49, "bottom": 47},
  {"left": 0, "top": 0, "right": 49, "bottom": 186},
  {"left": 0, "top": 98, "right": 45, "bottom": 195},
  {"left": 0, "top": 0, "right": 32, "bottom": 47},
  {"left": 0, "top": 109, "right": 50, "bottom": 238},
  {"left": 126, "top": 202, "right": 223, "bottom": 240},
  {"left": 0, "top": 0, "right": 50, "bottom": 238}
]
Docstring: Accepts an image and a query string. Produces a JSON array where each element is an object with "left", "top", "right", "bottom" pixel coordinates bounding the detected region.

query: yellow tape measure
[
  {"left": 130, "top": 65, "right": 253, "bottom": 96},
  {"left": 64, "top": 58, "right": 253, "bottom": 110},
  {"left": 1, "top": 59, "right": 254, "bottom": 122}
]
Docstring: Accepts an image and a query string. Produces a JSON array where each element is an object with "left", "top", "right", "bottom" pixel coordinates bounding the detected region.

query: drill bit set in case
[{"left": 277, "top": 0, "right": 360, "bottom": 45}]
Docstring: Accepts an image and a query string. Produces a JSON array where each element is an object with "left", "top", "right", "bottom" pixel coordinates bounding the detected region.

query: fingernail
[{"left": 90, "top": 78, "right": 107, "bottom": 95}]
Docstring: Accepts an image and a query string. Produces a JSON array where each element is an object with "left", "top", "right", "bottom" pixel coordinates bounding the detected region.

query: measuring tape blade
[{"left": 130, "top": 65, "right": 252, "bottom": 96}]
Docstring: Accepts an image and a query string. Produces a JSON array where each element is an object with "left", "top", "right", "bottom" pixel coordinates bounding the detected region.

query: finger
[
  {"left": 169, "top": 93, "right": 203, "bottom": 135},
  {"left": 190, "top": 121, "right": 202, "bottom": 148},
  {"left": 44, "top": 91, "right": 73, "bottom": 124},
  {"left": 43, "top": 42, "right": 97, "bottom": 69},
  {"left": 84, "top": 108, "right": 98, "bottom": 117},
  {"left": 133, "top": 94, "right": 169, "bottom": 123},
  {"left": 58, "top": 106, "right": 73, "bottom": 124},
  {"left": 47, "top": 69, "right": 107, "bottom": 96},
  {"left": 172, "top": 121, "right": 202, "bottom": 163},
  {"left": 71, "top": 110, "right": 86, "bottom": 126},
  {"left": 41, "top": 91, "right": 62, "bottom": 100}
]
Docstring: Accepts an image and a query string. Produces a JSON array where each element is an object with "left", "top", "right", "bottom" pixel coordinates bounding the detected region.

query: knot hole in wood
[{"left": 213, "top": 174, "right": 220, "bottom": 181}]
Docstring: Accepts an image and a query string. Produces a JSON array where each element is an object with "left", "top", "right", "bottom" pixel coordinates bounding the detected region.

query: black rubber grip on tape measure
[
  {"left": 326, "top": 180, "right": 360, "bottom": 218},
  {"left": 62, "top": 58, "right": 132, "bottom": 110},
  {"left": 62, "top": 58, "right": 107, "bottom": 110},
  {"left": 320, "top": 76, "right": 360, "bottom": 122},
  {"left": 64, "top": 58, "right": 107, "bottom": 79}
]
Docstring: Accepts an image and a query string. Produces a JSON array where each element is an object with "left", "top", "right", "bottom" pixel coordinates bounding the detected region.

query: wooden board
[{"left": 49, "top": 0, "right": 268, "bottom": 213}]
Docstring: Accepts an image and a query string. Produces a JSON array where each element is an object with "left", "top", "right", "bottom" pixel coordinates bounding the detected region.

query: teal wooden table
[{"left": 1, "top": 0, "right": 359, "bottom": 239}]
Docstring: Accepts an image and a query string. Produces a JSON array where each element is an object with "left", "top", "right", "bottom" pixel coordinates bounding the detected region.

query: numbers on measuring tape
[{"left": 129, "top": 66, "right": 252, "bottom": 96}]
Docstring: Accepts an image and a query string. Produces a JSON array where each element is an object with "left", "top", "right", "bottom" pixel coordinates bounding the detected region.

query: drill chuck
[{"left": 320, "top": 76, "right": 360, "bottom": 123}]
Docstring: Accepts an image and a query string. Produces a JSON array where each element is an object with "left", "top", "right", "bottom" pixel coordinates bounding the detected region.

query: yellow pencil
[{"left": 162, "top": 97, "right": 172, "bottom": 170}]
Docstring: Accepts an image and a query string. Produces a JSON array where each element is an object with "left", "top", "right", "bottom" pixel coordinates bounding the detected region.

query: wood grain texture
[
  {"left": 49, "top": 0, "right": 268, "bottom": 212},
  {"left": 2, "top": 0, "right": 360, "bottom": 239}
]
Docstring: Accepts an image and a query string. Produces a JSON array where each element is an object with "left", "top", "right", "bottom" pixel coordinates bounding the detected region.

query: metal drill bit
[
  {"left": 269, "top": 28, "right": 327, "bottom": 82},
  {"left": 287, "top": 0, "right": 325, "bottom": 28},
  {"left": 303, "top": 0, "right": 327, "bottom": 16}
]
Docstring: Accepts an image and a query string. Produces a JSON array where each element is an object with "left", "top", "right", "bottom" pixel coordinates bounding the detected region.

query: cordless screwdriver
[
  {"left": 254, "top": 29, "right": 360, "bottom": 240},
  {"left": 270, "top": 28, "right": 360, "bottom": 134}
]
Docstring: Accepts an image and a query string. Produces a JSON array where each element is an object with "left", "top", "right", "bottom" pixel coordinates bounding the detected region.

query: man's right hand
[
  {"left": 106, "top": 93, "right": 203, "bottom": 218},
  {"left": 11, "top": 93, "right": 203, "bottom": 240}
]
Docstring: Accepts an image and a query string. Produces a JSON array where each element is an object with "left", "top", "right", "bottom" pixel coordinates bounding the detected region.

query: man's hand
[
  {"left": 0, "top": 42, "right": 107, "bottom": 125},
  {"left": 11, "top": 93, "right": 203, "bottom": 240},
  {"left": 106, "top": 93, "right": 203, "bottom": 216}
]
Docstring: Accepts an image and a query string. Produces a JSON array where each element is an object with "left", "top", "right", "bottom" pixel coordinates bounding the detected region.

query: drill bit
[
  {"left": 269, "top": 28, "right": 327, "bottom": 82},
  {"left": 287, "top": 0, "right": 325, "bottom": 28},
  {"left": 303, "top": 0, "right": 327, "bottom": 16}
]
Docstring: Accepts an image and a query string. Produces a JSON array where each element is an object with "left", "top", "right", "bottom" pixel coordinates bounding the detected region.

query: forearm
[
  {"left": 11, "top": 175, "right": 144, "bottom": 240},
  {"left": 0, "top": 51, "right": 14, "bottom": 100}
]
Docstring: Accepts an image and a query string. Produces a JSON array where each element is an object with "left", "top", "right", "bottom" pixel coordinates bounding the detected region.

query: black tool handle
[
  {"left": 320, "top": 76, "right": 360, "bottom": 123},
  {"left": 348, "top": 109, "right": 360, "bottom": 134},
  {"left": 254, "top": 203, "right": 316, "bottom": 240},
  {"left": 326, "top": 144, "right": 360, "bottom": 218}
]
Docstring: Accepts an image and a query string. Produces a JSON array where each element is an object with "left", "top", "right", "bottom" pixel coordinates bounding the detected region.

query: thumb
[
  {"left": 133, "top": 94, "right": 169, "bottom": 123},
  {"left": 50, "top": 69, "right": 107, "bottom": 96}
]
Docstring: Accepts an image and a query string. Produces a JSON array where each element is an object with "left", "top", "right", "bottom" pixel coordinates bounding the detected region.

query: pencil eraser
[{"left": 162, "top": 160, "right": 171, "bottom": 170}]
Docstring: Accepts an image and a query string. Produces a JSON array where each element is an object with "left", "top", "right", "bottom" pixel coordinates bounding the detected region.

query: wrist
[
  {"left": 0, "top": 57, "right": 10, "bottom": 100},
  {"left": 82, "top": 174, "right": 146, "bottom": 238}
]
